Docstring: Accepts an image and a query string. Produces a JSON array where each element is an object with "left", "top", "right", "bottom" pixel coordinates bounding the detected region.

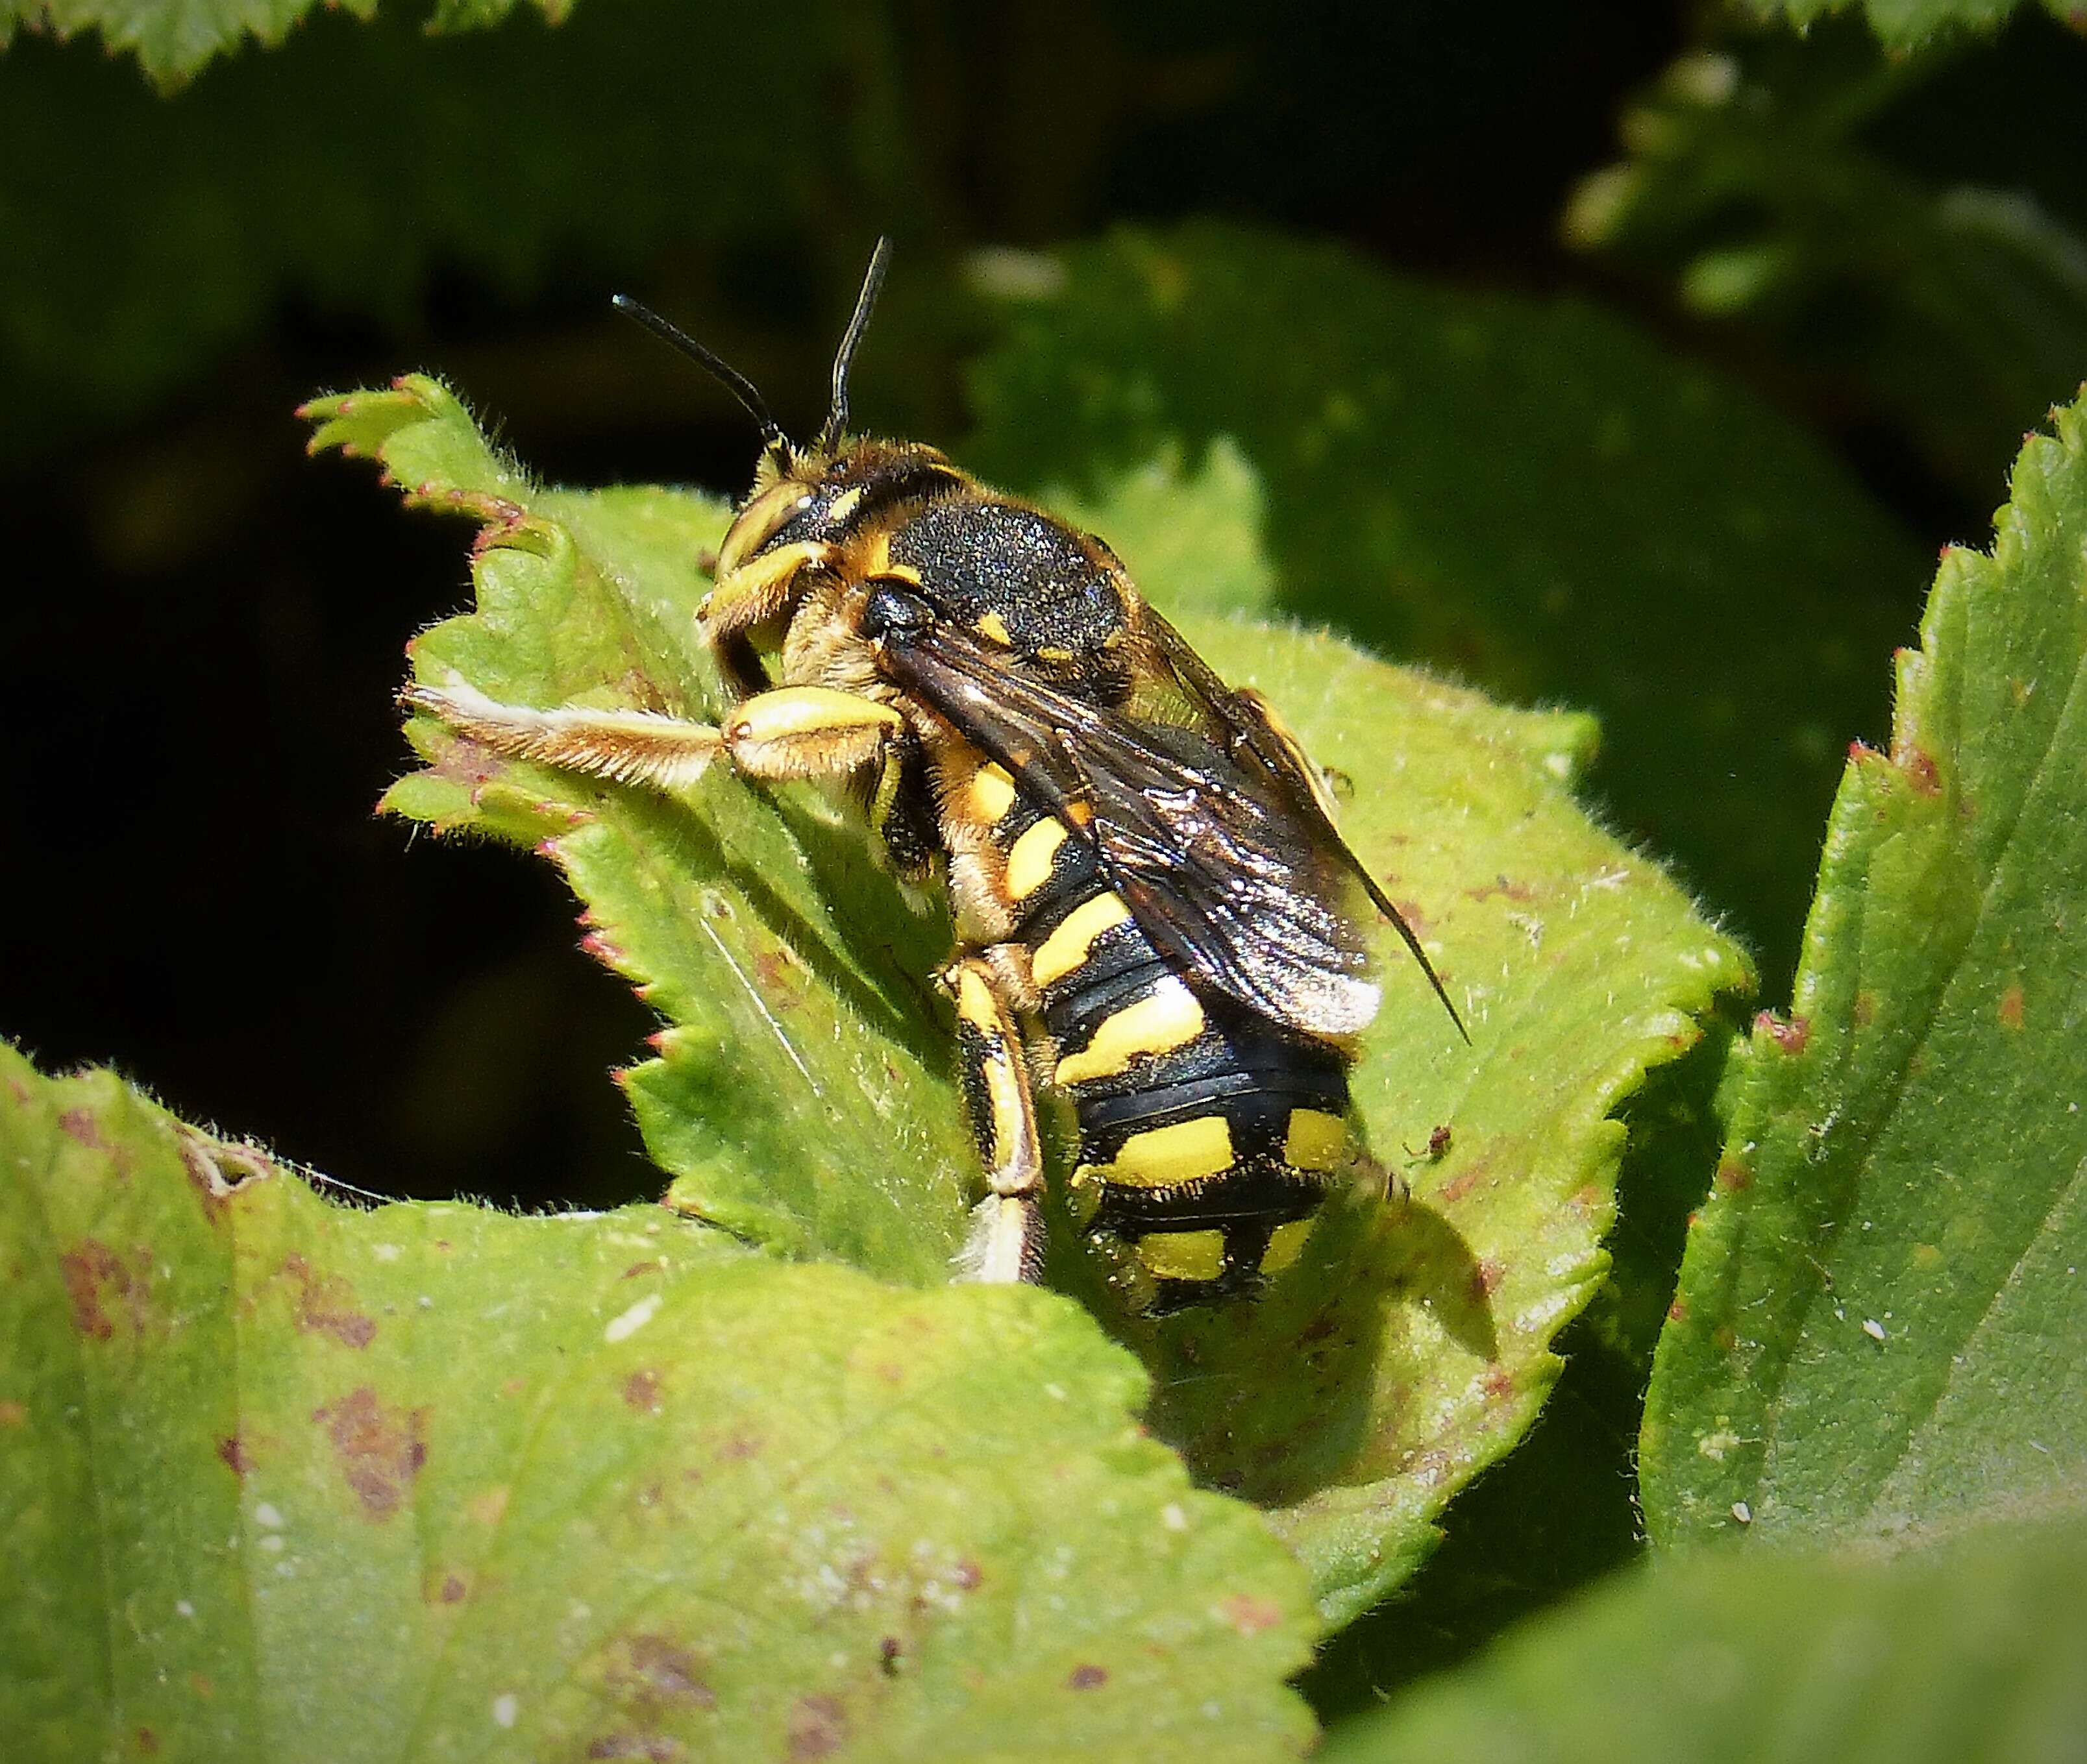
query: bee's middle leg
[{"left": 942, "top": 955, "right": 1047, "bottom": 1286}]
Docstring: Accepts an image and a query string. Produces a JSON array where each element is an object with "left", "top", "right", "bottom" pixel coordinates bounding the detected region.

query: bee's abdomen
[{"left": 1003, "top": 803, "right": 1354, "bottom": 1308}]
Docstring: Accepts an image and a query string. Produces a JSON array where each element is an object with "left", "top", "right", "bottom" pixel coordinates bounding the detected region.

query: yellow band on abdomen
[{"left": 1031, "top": 892, "right": 1131, "bottom": 986}]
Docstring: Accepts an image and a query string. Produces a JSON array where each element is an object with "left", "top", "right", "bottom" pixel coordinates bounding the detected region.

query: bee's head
[{"left": 612, "top": 239, "right": 906, "bottom": 680}]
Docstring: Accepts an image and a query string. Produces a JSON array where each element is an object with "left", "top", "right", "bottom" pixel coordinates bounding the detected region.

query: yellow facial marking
[
  {"left": 717, "top": 484, "right": 813, "bottom": 575},
  {"left": 1004, "top": 816, "right": 1068, "bottom": 901},
  {"left": 1100, "top": 1114, "right": 1233, "bottom": 1188},
  {"left": 1261, "top": 1218, "right": 1315, "bottom": 1277},
  {"left": 703, "top": 539, "right": 837, "bottom": 637},
  {"left": 967, "top": 763, "right": 1017, "bottom": 826},
  {"left": 1031, "top": 892, "right": 1131, "bottom": 987},
  {"left": 1137, "top": 1230, "right": 1226, "bottom": 1283},
  {"left": 977, "top": 611, "right": 1012, "bottom": 645},
  {"left": 1283, "top": 1109, "right": 1350, "bottom": 1173},
  {"left": 825, "top": 485, "right": 864, "bottom": 525},
  {"left": 1053, "top": 981, "right": 1205, "bottom": 1087}
]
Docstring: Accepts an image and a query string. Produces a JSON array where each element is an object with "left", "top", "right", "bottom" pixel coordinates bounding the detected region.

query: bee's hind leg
[{"left": 941, "top": 956, "right": 1047, "bottom": 1285}]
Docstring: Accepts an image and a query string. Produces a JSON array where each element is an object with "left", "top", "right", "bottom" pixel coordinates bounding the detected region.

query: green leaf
[
  {"left": 1315, "top": 1512, "right": 2087, "bottom": 1764},
  {"left": 1642, "top": 390, "right": 2087, "bottom": 1549},
  {"left": 962, "top": 223, "right": 1921, "bottom": 996},
  {"left": 308, "top": 376, "right": 1749, "bottom": 1627},
  {"left": 0, "top": 1044, "right": 1318, "bottom": 1759},
  {"left": 0, "top": 0, "right": 553, "bottom": 90},
  {"left": 1564, "top": 26, "right": 2087, "bottom": 500},
  {"left": 1731, "top": 0, "right": 2069, "bottom": 52}
]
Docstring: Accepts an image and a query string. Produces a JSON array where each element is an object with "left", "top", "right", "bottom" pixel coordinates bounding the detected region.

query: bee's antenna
[
  {"left": 610, "top": 294, "right": 788, "bottom": 455},
  {"left": 815, "top": 236, "right": 893, "bottom": 454}
]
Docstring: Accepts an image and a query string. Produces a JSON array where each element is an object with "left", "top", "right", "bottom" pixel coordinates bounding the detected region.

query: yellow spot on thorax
[
  {"left": 977, "top": 611, "right": 1012, "bottom": 644},
  {"left": 1004, "top": 817, "right": 1068, "bottom": 900},
  {"left": 1054, "top": 981, "right": 1205, "bottom": 1087},
  {"left": 1091, "top": 1114, "right": 1233, "bottom": 1188},
  {"left": 1137, "top": 1230, "right": 1225, "bottom": 1282},
  {"left": 1283, "top": 1109, "right": 1350, "bottom": 1173},
  {"left": 1031, "top": 892, "right": 1131, "bottom": 987},
  {"left": 1260, "top": 1218, "right": 1315, "bottom": 1276}
]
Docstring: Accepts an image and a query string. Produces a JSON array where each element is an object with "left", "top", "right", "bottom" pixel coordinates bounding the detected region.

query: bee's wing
[
  {"left": 878, "top": 621, "right": 1381, "bottom": 1037},
  {"left": 1137, "top": 608, "right": 1467, "bottom": 1039}
]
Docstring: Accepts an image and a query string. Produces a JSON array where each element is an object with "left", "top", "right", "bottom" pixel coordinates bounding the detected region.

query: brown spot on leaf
[
  {"left": 1892, "top": 740, "right": 1942, "bottom": 794},
  {"left": 879, "top": 1637, "right": 903, "bottom": 1676},
  {"left": 1483, "top": 1366, "right": 1514, "bottom": 1399},
  {"left": 1068, "top": 1664, "right": 1108, "bottom": 1690},
  {"left": 217, "top": 1435, "right": 250, "bottom": 1476},
  {"left": 719, "top": 1433, "right": 763, "bottom": 1462},
  {"left": 623, "top": 1370, "right": 661, "bottom": 1410},
  {"left": 312, "top": 1386, "right": 426, "bottom": 1519},
  {"left": 59, "top": 1109, "right": 107, "bottom": 1150},
  {"left": 1216, "top": 1593, "right": 1284, "bottom": 1637},
  {"left": 787, "top": 1696, "right": 847, "bottom": 1759},
  {"left": 1667, "top": 1298, "right": 1689, "bottom": 1323},
  {"left": 950, "top": 1558, "right": 983, "bottom": 1591},
  {"left": 1756, "top": 1012, "right": 1809, "bottom": 1055},
  {"left": 1466, "top": 876, "right": 1535, "bottom": 904},
  {"left": 1999, "top": 985, "right": 2026, "bottom": 1030},
  {"left": 586, "top": 1737, "right": 684, "bottom": 1762},
  {"left": 1715, "top": 1157, "right": 1753, "bottom": 1195},
  {"left": 135, "top": 1728, "right": 159, "bottom": 1755},
  {"left": 623, "top": 1635, "right": 715, "bottom": 1708},
  {"left": 1853, "top": 990, "right": 1876, "bottom": 1027},
  {"left": 1436, "top": 1155, "right": 1492, "bottom": 1204},
  {"left": 1470, "top": 1258, "right": 1504, "bottom": 1299},
  {"left": 0, "top": 1401, "right": 25, "bottom": 1427},
  {"left": 622, "top": 1260, "right": 660, "bottom": 1280},
  {"left": 435, "top": 1573, "right": 469, "bottom": 1604},
  {"left": 60, "top": 1240, "right": 127, "bottom": 1339},
  {"left": 282, "top": 1255, "right": 377, "bottom": 1349}
]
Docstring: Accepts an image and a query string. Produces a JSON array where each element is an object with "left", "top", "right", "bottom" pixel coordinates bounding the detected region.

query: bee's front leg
[
  {"left": 402, "top": 680, "right": 904, "bottom": 793},
  {"left": 940, "top": 956, "right": 1047, "bottom": 1286}
]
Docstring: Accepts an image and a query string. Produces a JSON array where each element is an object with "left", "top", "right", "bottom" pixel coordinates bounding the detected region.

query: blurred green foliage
[
  {"left": 1736, "top": 0, "right": 2073, "bottom": 52},
  {"left": 1569, "top": 16, "right": 2087, "bottom": 504}
]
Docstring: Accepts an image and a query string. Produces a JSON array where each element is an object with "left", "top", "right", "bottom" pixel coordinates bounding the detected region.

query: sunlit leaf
[
  {"left": 1642, "top": 389, "right": 2087, "bottom": 1549},
  {"left": 0, "top": 1045, "right": 1319, "bottom": 1760}
]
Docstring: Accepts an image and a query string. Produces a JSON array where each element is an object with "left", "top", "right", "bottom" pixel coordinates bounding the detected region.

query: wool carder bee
[{"left": 406, "top": 241, "right": 1464, "bottom": 1311}]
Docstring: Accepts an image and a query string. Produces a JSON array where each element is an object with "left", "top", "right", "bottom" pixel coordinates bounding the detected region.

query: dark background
[{"left": 1, "top": 0, "right": 2080, "bottom": 1243}]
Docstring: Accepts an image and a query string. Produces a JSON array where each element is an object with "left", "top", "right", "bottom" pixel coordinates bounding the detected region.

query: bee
[{"left": 405, "top": 240, "right": 1464, "bottom": 1311}]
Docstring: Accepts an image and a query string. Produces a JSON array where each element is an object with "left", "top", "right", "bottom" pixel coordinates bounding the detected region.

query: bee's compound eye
[{"left": 861, "top": 579, "right": 935, "bottom": 640}]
